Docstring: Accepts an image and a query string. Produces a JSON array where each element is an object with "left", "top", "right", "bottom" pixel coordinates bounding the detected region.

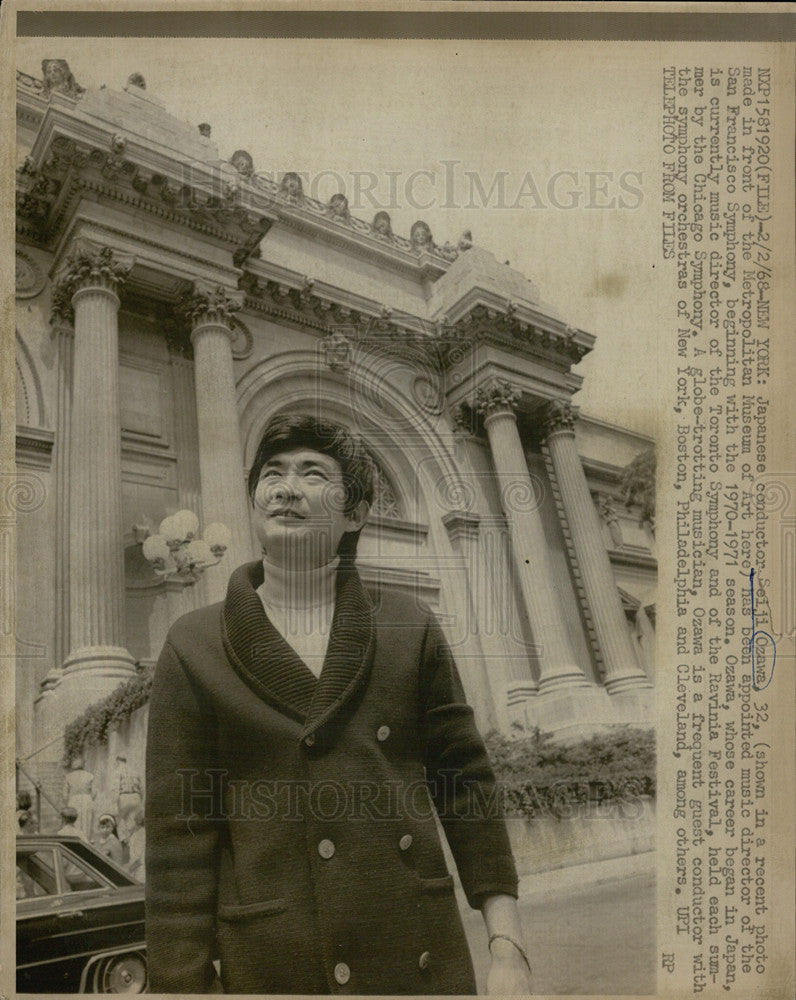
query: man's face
[{"left": 252, "top": 448, "right": 367, "bottom": 568}]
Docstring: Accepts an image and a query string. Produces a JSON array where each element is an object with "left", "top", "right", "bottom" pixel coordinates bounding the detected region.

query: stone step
[{"left": 17, "top": 759, "right": 66, "bottom": 834}]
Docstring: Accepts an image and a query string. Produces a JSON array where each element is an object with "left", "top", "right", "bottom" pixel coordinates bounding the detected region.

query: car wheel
[{"left": 91, "top": 952, "right": 148, "bottom": 993}]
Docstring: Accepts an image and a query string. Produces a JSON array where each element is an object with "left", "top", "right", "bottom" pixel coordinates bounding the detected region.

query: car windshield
[{"left": 16, "top": 837, "right": 138, "bottom": 900}]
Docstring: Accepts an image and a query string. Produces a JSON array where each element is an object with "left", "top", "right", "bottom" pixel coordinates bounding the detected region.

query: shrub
[
  {"left": 621, "top": 447, "right": 656, "bottom": 528},
  {"left": 484, "top": 725, "right": 656, "bottom": 821},
  {"left": 63, "top": 665, "right": 154, "bottom": 767}
]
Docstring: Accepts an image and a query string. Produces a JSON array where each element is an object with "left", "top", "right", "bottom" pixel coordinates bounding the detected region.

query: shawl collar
[{"left": 222, "top": 561, "right": 375, "bottom": 741}]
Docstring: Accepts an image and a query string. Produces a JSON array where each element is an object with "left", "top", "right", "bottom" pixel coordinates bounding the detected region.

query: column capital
[
  {"left": 51, "top": 242, "right": 132, "bottom": 324},
  {"left": 474, "top": 379, "right": 521, "bottom": 421},
  {"left": 180, "top": 281, "right": 244, "bottom": 339},
  {"left": 442, "top": 509, "right": 481, "bottom": 545},
  {"left": 541, "top": 397, "right": 578, "bottom": 438}
]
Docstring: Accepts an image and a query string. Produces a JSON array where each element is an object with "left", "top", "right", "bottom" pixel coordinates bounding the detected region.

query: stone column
[
  {"left": 182, "top": 283, "right": 252, "bottom": 602},
  {"left": 54, "top": 244, "right": 137, "bottom": 719},
  {"left": 168, "top": 347, "right": 207, "bottom": 612},
  {"left": 543, "top": 399, "right": 652, "bottom": 703},
  {"left": 441, "top": 510, "right": 503, "bottom": 730},
  {"left": 475, "top": 380, "right": 590, "bottom": 698},
  {"left": 34, "top": 324, "right": 73, "bottom": 738}
]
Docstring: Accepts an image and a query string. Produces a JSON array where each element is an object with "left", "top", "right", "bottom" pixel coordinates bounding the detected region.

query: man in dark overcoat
[{"left": 146, "top": 415, "right": 533, "bottom": 994}]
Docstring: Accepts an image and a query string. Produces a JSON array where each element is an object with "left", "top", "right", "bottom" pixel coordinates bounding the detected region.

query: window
[
  {"left": 16, "top": 850, "right": 58, "bottom": 899},
  {"left": 369, "top": 461, "right": 401, "bottom": 520},
  {"left": 58, "top": 849, "right": 108, "bottom": 893}
]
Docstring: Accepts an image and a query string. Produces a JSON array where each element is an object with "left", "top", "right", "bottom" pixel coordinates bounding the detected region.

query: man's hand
[
  {"left": 480, "top": 894, "right": 533, "bottom": 995},
  {"left": 486, "top": 935, "right": 533, "bottom": 995}
]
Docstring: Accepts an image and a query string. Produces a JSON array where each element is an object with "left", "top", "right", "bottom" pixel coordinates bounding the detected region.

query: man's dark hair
[{"left": 248, "top": 415, "right": 375, "bottom": 558}]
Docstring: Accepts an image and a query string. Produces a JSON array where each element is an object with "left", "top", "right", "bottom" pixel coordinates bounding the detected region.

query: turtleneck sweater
[{"left": 255, "top": 556, "right": 338, "bottom": 677}]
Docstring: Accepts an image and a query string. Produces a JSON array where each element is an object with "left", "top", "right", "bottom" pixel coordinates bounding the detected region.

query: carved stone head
[
  {"left": 328, "top": 193, "right": 350, "bottom": 220},
  {"left": 279, "top": 171, "right": 304, "bottom": 200},
  {"left": 372, "top": 211, "right": 393, "bottom": 237},
  {"left": 41, "top": 59, "right": 84, "bottom": 98},
  {"left": 126, "top": 72, "right": 146, "bottom": 90},
  {"left": 410, "top": 220, "right": 433, "bottom": 251},
  {"left": 231, "top": 149, "right": 254, "bottom": 177}
]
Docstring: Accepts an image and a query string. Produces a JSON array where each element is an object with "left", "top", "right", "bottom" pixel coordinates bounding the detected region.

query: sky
[{"left": 17, "top": 37, "right": 667, "bottom": 438}]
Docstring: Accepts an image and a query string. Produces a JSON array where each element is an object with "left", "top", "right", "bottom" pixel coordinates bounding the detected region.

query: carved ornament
[
  {"left": 179, "top": 283, "right": 243, "bottom": 332},
  {"left": 438, "top": 303, "right": 590, "bottom": 366},
  {"left": 230, "top": 150, "right": 255, "bottom": 178},
  {"left": 41, "top": 59, "right": 84, "bottom": 99},
  {"left": 321, "top": 331, "right": 353, "bottom": 373},
  {"left": 474, "top": 379, "right": 521, "bottom": 418},
  {"left": 542, "top": 398, "right": 577, "bottom": 436},
  {"left": 50, "top": 244, "right": 132, "bottom": 323},
  {"left": 327, "top": 193, "right": 351, "bottom": 223},
  {"left": 410, "top": 220, "right": 434, "bottom": 253},
  {"left": 15, "top": 250, "right": 46, "bottom": 299}
]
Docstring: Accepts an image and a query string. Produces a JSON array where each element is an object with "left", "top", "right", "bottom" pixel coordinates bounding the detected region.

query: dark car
[{"left": 17, "top": 834, "right": 147, "bottom": 993}]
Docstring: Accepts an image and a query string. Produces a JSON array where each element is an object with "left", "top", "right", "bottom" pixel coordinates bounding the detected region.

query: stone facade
[{"left": 14, "top": 68, "right": 656, "bottom": 811}]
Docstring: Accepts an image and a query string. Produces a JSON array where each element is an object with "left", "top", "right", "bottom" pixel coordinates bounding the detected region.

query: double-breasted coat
[{"left": 145, "top": 561, "right": 518, "bottom": 994}]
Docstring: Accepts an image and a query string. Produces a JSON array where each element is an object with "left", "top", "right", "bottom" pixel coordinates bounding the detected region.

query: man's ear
[{"left": 346, "top": 500, "right": 370, "bottom": 532}]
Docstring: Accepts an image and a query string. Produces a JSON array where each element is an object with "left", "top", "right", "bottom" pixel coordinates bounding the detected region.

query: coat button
[
  {"left": 305, "top": 733, "right": 316, "bottom": 747},
  {"left": 399, "top": 834, "right": 413, "bottom": 851},
  {"left": 376, "top": 725, "right": 390, "bottom": 742},
  {"left": 334, "top": 962, "right": 350, "bottom": 984},
  {"left": 418, "top": 951, "right": 431, "bottom": 970},
  {"left": 318, "top": 839, "right": 335, "bottom": 859}
]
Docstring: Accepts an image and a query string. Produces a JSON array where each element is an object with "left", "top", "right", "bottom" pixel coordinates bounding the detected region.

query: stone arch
[
  {"left": 237, "top": 349, "right": 470, "bottom": 528},
  {"left": 15, "top": 330, "right": 46, "bottom": 428}
]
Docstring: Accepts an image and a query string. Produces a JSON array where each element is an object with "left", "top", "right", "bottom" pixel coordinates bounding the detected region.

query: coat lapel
[
  {"left": 222, "top": 561, "right": 376, "bottom": 741},
  {"left": 222, "top": 561, "right": 318, "bottom": 720},
  {"left": 301, "top": 562, "right": 376, "bottom": 742}
]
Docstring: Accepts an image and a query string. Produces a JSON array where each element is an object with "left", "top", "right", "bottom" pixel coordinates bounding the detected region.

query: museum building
[{"left": 14, "top": 64, "right": 657, "bottom": 822}]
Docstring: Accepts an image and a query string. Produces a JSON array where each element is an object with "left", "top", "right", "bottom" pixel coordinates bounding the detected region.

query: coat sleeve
[
  {"left": 419, "top": 614, "right": 519, "bottom": 909},
  {"left": 145, "top": 639, "right": 221, "bottom": 993}
]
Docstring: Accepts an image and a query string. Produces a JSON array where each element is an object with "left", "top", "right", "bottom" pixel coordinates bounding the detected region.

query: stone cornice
[
  {"left": 364, "top": 515, "right": 429, "bottom": 544},
  {"left": 16, "top": 426, "right": 55, "bottom": 470},
  {"left": 441, "top": 509, "right": 481, "bottom": 544},
  {"left": 16, "top": 94, "right": 458, "bottom": 274},
  {"left": 438, "top": 300, "right": 592, "bottom": 367},
  {"left": 17, "top": 127, "right": 277, "bottom": 254},
  {"left": 238, "top": 262, "right": 586, "bottom": 377},
  {"left": 607, "top": 548, "right": 658, "bottom": 572},
  {"left": 238, "top": 269, "right": 443, "bottom": 357},
  {"left": 54, "top": 219, "right": 239, "bottom": 296},
  {"left": 579, "top": 456, "right": 625, "bottom": 487}
]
